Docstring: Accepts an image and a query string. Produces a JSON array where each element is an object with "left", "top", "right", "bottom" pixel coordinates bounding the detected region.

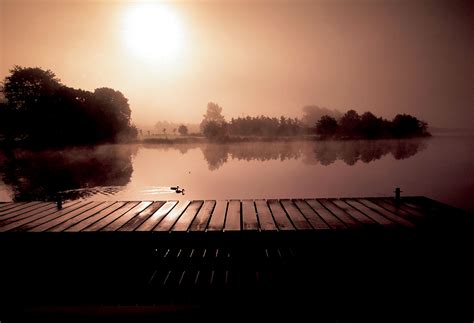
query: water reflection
[
  {"left": 0, "top": 145, "right": 136, "bottom": 201},
  {"left": 201, "top": 139, "right": 426, "bottom": 170},
  {"left": 0, "top": 139, "right": 427, "bottom": 202}
]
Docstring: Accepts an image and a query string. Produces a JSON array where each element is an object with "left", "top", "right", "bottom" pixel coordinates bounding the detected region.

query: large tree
[{"left": 0, "top": 66, "right": 137, "bottom": 146}]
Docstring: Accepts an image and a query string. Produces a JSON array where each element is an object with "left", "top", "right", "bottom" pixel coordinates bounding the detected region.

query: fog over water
[{"left": 0, "top": 136, "right": 472, "bottom": 211}]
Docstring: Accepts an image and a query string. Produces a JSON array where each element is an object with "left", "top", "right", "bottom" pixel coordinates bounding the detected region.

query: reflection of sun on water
[{"left": 122, "top": 3, "right": 185, "bottom": 62}]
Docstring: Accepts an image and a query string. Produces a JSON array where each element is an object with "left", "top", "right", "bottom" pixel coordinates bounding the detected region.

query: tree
[
  {"left": 0, "top": 66, "right": 137, "bottom": 146},
  {"left": 178, "top": 125, "right": 188, "bottom": 136},
  {"left": 391, "top": 114, "right": 429, "bottom": 138},
  {"left": 2, "top": 65, "right": 61, "bottom": 110},
  {"left": 339, "top": 109, "right": 361, "bottom": 137},
  {"left": 200, "top": 102, "right": 226, "bottom": 133},
  {"left": 315, "top": 115, "right": 338, "bottom": 137},
  {"left": 200, "top": 102, "right": 228, "bottom": 139}
]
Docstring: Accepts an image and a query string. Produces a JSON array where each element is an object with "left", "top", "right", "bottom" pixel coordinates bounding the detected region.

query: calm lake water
[{"left": 0, "top": 136, "right": 472, "bottom": 211}]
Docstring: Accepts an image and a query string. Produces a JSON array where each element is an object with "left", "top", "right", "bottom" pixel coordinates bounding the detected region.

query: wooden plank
[
  {"left": 65, "top": 202, "right": 128, "bottom": 232},
  {"left": 189, "top": 200, "right": 216, "bottom": 232},
  {"left": 153, "top": 200, "right": 191, "bottom": 232},
  {"left": 172, "top": 201, "right": 203, "bottom": 232},
  {"left": 306, "top": 199, "right": 346, "bottom": 229},
  {"left": 0, "top": 201, "right": 81, "bottom": 232},
  {"left": 83, "top": 202, "right": 140, "bottom": 232},
  {"left": 0, "top": 201, "right": 42, "bottom": 216},
  {"left": 31, "top": 202, "right": 106, "bottom": 232},
  {"left": 136, "top": 201, "right": 177, "bottom": 231},
  {"left": 207, "top": 200, "right": 228, "bottom": 231},
  {"left": 344, "top": 199, "right": 393, "bottom": 226},
  {"left": 21, "top": 202, "right": 94, "bottom": 232},
  {"left": 0, "top": 203, "right": 58, "bottom": 225},
  {"left": 293, "top": 199, "right": 330, "bottom": 230},
  {"left": 267, "top": 200, "right": 294, "bottom": 231},
  {"left": 254, "top": 200, "right": 277, "bottom": 231},
  {"left": 332, "top": 199, "right": 377, "bottom": 225},
  {"left": 0, "top": 202, "right": 25, "bottom": 212},
  {"left": 280, "top": 200, "right": 312, "bottom": 230},
  {"left": 224, "top": 200, "right": 241, "bottom": 231},
  {"left": 381, "top": 198, "right": 426, "bottom": 218},
  {"left": 0, "top": 202, "right": 51, "bottom": 220},
  {"left": 358, "top": 199, "right": 415, "bottom": 228},
  {"left": 368, "top": 198, "right": 420, "bottom": 223},
  {"left": 242, "top": 200, "right": 258, "bottom": 231},
  {"left": 101, "top": 202, "right": 153, "bottom": 232},
  {"left": 49, "top": 202, "right": 117, "bottom": 232},
  {"left": 119, "top": 201, "right": 165, "bottom": 232},
  {"left": 319, "top": 199, "right": 361, "bottom": 228}
]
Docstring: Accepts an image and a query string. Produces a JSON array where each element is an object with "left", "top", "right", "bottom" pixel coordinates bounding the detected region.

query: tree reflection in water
[
  {"left": 0, "top": 145, "right": 136, "bottom": 201},
  {"left": 201, "top": 139, "right": 427, "bottom": 170}
]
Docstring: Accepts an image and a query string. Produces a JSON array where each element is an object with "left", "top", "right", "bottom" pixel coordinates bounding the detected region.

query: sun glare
[{"left": 123, "top": 3, "right": 184, "bottom": 61}]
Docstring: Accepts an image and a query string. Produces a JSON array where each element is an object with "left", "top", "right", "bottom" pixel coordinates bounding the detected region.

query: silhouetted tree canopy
[
  {"left": 315, "top": 116, "right": 338, "bottom": 138},
  {"left": 178, "top": 125, "right": 188, "bottom": 136},
  {"left": 314, "top": 109, "right": 430, "bottom": 139},
  {"left": 200, "top": 102, "right": 228, "bottom": 139},
  {"left": 0, "top": 66, "right": 137, "bottom": 147}
]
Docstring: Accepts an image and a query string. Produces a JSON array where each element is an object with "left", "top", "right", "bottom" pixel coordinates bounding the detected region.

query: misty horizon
[{"left": 1, "top": 0, "right": 472, "bottom": 129}]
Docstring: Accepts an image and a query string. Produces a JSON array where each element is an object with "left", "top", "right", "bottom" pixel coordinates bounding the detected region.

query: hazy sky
[{"left": 1, "top": 0, "right": 472, "bottom": 129}]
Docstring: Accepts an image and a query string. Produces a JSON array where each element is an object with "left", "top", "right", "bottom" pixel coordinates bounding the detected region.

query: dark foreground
[{"left": 0, "top": 197, "right": 472, "bottom": 322}]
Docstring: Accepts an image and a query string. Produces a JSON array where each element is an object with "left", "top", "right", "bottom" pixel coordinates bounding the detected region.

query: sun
[{"left": 123, "top": 3, "right": 184, "bottom": 61}]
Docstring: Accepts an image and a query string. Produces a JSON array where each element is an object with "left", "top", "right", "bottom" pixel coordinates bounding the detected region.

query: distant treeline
[
  {"left": 0, "top": 66, "right": 137, "bottom": 147},
  {"left": 198, "top": 102, "right": 430, "bottom": 141},
  {"left": 315, "top": 110, "right": 430, "bottom": 139}
]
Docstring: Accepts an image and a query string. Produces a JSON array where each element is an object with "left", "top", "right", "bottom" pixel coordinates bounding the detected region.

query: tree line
[
  {"left": 315, "top": 110, "right": 430, "bottom": 139},
  {"left": 199, "top": 102, "right": 430, "bottom": 140},
  {"left": 0, "top": 66, "right": 137, "bottom": 147}
]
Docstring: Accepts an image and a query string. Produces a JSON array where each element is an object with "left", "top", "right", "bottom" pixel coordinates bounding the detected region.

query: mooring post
[
  {"left": 394, "top": 187, "right": 402, "bottom": 204},
  {"left": 56, "top": 193, "right": 63, "bottom": 210}
]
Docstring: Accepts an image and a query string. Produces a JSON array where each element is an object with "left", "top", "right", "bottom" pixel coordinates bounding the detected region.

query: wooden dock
[
  {"left": 0, "top": 197, "right": 472, "bottom": 321},
  {"left": 0, "top": 197, "right": 455, "bottom": 233}
]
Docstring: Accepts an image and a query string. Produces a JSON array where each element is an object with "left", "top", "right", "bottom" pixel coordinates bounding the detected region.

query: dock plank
[
  {"left": 280, "top": 200, "right": 312, "bottom": 230},
  {"left": 331, "top": 200, "right": 376, "bottom": 225},
  {"left": 136, "top": 201, "right": 177, "bottom": 231},
  {"left": 154, "top": 201, "right": 191, "bottom": 232},
  {"left": 225, "top": 200, "right": 241, "bottom": 231},
  {"left": 0, "top": 202, "right": 42, "bottom": 217},
  {"left": 0, "top": 203, "right": 58, "bottom": 225},
  {"left": 50, "top": 202, "right": 117, "bottom": 232},
  {"left": 319, "top": 199, "right": 361, "bottom": 227},
  {"left": 242, "top": 200, "right": 259, "bottom": 231},
  {"left": 254, "top": 200, "right": 277, "bottom": 231},
  {"left": 119, "top": 201, "right": 165, "bottom": 232},
  {"left": 344, "top": 199, "right": 393, "bottom": 226},
  {"left": 101, "top": 202, "right": 153, "bottom": 232},
  {"left": 83, "top": 202, "right": 140, "bottom": 231},
  {"left": 0, "top": 202, "right": 51, "bottom": 221},
  {"left": 0, "top": 201, "right": 81, "bottom": 232},
  {"left": 172, "top": 201, "right": 203, "bottom": 232},
  {"left": 368, "top": 198, "right": 418, "bottom": 223},
  {"left": 207, "top": 201, "right": 227, "bottom": 231},
  {"left": 268, "top": 200, "right": 294, "bottom": 231},
  {"left": 0, "top": 202, "right": 26, "bottom": 212},
  {"left": 306, "top": 199, "right": 346, "bottom": 229},
  {"left": 189, "top": 200, "right": 216, "bottom": 232},
  {"left": 65, "top": 202, "right": 128, "bottom": 232},
  {"left": 30, "top": 202, "right": 105, "bottom": 232},
  {"left": 293, "top": 199, "right": 330, "bottom": 230},
  {"left": 358, "top": 199, "right": 415, "bottom": 228}
]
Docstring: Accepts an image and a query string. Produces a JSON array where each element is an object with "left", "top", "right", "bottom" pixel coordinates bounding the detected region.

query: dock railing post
[{"left": 394, "top": 187, "right": 402, "bottom": 204}]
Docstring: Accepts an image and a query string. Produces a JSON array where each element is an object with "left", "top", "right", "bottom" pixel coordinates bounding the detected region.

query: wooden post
[{"left": 394, "top": 187, "right": 401, "bottom": 204}]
